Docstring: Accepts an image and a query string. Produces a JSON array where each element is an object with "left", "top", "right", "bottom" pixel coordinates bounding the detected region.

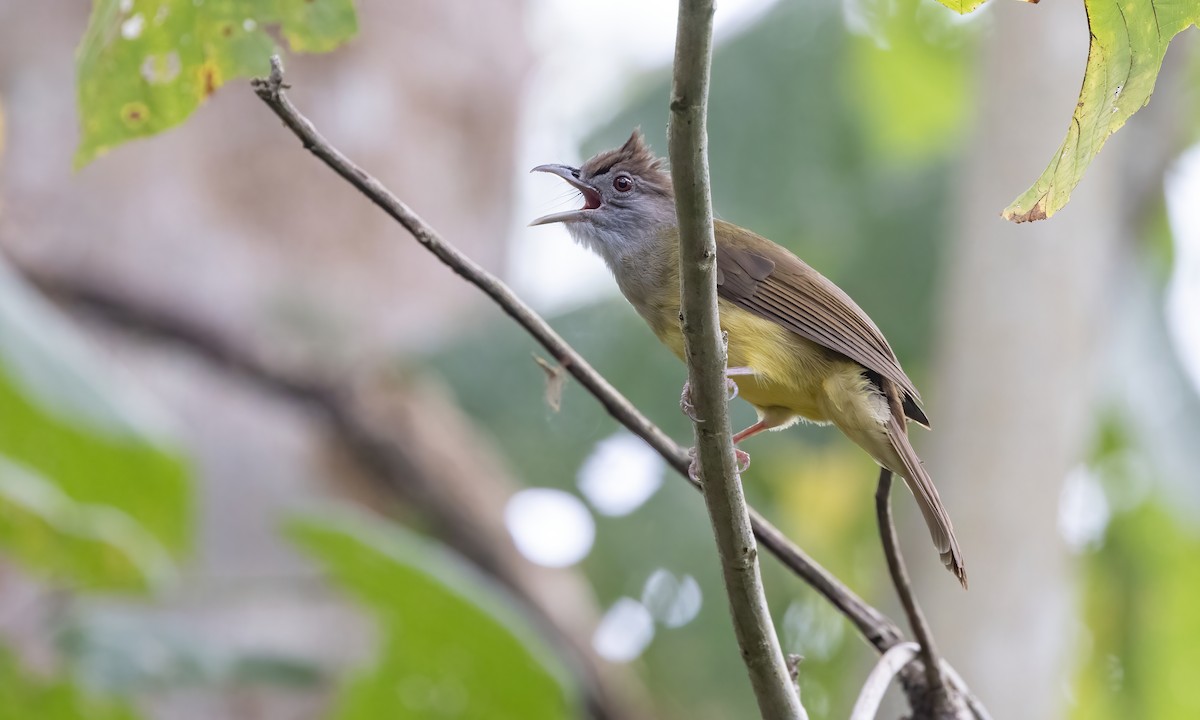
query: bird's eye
[{"left": 613, "top": 175, "right": 633, "bottom": 192}]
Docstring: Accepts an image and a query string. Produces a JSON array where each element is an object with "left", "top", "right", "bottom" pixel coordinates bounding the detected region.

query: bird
[{"left": 530, "top": 130, "right": 965, "bottom": 587}]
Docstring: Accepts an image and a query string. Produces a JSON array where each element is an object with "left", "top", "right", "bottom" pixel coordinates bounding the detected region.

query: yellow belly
[{"left": 652, "top": 298, "right": 845, "bottom": 426}]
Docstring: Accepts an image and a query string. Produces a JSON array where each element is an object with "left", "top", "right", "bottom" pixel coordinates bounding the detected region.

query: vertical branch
[
  {"left": 667, "top": 2, "right": 804, "bottom": 718},
  {"left": 875, "top": 469, "right": 964, "bottom": 718}
]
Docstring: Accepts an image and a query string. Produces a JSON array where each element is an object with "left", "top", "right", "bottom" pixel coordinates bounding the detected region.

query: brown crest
[{"left": 581, "top": 129, "right": 673, "bottom": 197}]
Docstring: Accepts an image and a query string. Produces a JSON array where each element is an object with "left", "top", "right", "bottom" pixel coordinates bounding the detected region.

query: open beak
[{"left": 529, "top": 164, "right": 603, "bottom": 226}]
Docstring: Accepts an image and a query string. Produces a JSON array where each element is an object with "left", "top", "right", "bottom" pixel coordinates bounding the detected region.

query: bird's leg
[
  {"left": 679, "top": 366, "right": 754, "bottom": 421},
  {"left": 732, "top": 419, "right": 769, "bottom": 445},
  {"left": 721, "top": 419, "right": 768, "bottom": 474}
]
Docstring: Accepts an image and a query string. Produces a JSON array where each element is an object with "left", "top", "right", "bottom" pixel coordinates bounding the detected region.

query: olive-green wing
[{"left": 713, "top": 220, "right": 929, "bottom": 426}]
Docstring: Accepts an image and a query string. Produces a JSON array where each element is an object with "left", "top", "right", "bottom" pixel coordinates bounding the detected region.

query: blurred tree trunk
[{"left": 918, "top": 3, "right": 1121, "bottom": 718}]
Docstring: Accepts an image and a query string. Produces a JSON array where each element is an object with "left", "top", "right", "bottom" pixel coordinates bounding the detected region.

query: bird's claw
[
  {"left": 681, "top": 368, "right": 749, "bottom": 419},
  {"left": 680, "top": 381, "right": 701, "bottom": 422},
  {"left": 686, "top": 447, "right": 751, "bottom": 482},
  {"left": 735, "top": 448, "right": 751, "bottom": 474},
  {"left": 725, "top": 366, "right": 754, "bottom": 401}
]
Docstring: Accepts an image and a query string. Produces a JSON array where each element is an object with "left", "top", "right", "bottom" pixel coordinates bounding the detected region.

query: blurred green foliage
[
  {"left": 1074, "top": 500, "right": 1200, "bottom": 719},
  {"left": 0, "top": 262, "right": 190, "bottom": 590},
  {"left": 0, "top": 259, "right": 192, "bottom": 711},
  {"left": 0, "top": 456, "right": 174, "bottom": 592},
  {"left": 1069, "top": 413, "right": 1200, "bottom": 718},
  {"left": 847, "top": 0, "right": 973, "bottom": 162},
  {"left": 288, "top": 510, "right": 579, "bottom": 720},
  {"left": 0, "top": 646, "right": 141, "bottom": 720},
  {"left": 75, "top": 0, "right": 358, "bottom": 166}
]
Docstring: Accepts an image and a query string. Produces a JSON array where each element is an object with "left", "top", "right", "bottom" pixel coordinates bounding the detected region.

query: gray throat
[{"left": 566, "top": 219, "right": 677, "bottom": 329}]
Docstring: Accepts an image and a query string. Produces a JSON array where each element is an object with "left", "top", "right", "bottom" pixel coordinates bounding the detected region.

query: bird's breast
[{"left": 639, "top": 292, "right": 838, "bottom": 423}]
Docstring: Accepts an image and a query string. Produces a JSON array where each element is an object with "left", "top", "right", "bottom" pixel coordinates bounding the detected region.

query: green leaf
[
  {"left": 75, "top": 0, "right": 358, "bottom": 167},
  {"left": 0, "top": 457, "right": 174, "bottom": 591},
  {"left": 286, "top": 510, "right": 578, "bottom": 720},
  {"left": 1004, "top": 0, "right": 1199, "bottom": 222},
  {"left": 930, "top": 0, "right": 988, "bottom": 14},
  {"left": 0, "top": 259, "right": 191, "bottom": 588},
  {"left": 0, "top": 643, "right": 141, "bottom": 720}
]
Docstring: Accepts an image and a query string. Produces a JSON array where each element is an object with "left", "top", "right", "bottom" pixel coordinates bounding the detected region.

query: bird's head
[{"left": 531, "top": 130, "right": 676, "bottom": 262}]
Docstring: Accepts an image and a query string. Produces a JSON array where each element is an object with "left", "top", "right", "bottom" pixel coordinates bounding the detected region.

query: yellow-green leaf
[
  {"left": 0, "top": 258, "right": 191, "bottom": 589},
  {"left": 0, "top": 457, "right": 174, "bottom": 591},
  {"left": 75, "top": 0, "right": 358, "bottom": 168},
  {"left": 931, "top": 0, "right": 989, "bottom": 14},
  {"left": 1004, "top": 0, "right": 1199, "bottom": 222}
]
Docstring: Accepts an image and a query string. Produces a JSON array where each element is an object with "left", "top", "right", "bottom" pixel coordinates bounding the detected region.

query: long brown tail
[
  {"left": 886, "top": 416, "right": 966, "bottom": 587},
  {"left": 882, "top": 381, "right": 967, "bottom": 588}
]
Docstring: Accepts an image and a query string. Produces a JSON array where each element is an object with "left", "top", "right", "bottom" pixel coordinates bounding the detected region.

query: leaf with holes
[
  {"left": 75, "top": 0, "right": 357, "bottom": 167},
  {"left": 1003, "top": 0, "right": 1200, "bottom": 222}
]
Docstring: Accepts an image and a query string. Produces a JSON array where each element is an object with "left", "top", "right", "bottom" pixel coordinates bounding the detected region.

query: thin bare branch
[
  {"left": 876, "top": 469, "right": 965, "bottom": 718},
  {"left": 667, "top": 1, "right": 803, "bottom": 717}
]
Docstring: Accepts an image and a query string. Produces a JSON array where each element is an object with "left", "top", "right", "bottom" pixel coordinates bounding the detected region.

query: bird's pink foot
[
  {"left": 679, "top": 367, "right": 754, "bottom": 421},
  {"left": 725, "top": 367, "right": 755, "bottom": 401},
  {"left": 686, "top": 447, "right": 751, "bottom": 482},
  {"left": 680, "top": 382, "right": 700, "bottom": 422}
]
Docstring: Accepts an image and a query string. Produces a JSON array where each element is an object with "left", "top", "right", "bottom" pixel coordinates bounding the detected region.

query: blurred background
[{"left": 1, "top": 0, "right": 1198, "bottom": 718}]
